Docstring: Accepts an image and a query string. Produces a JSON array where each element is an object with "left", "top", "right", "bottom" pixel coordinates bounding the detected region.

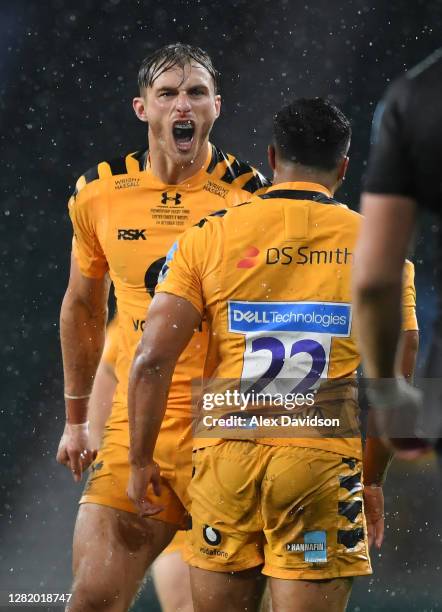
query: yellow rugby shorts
[
  {"left": 185, "top": 440, "right": 372, "bottom": 579},
  {"left": 81, "top": 415, "right": 193, "bottom": 529}
]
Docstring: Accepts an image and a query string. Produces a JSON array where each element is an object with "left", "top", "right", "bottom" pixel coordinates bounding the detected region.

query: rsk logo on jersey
[
  {"left": 161, "top": 192, "right": 182, "bottom": 206},
  {"left": 228, "top": 301, "right": 352, "bottom": 335},
  {"left": 237, "top": 246, "right": 260, "bottom": 268},
  {"left": 117, "top": 229, "right": 147, "bottom": 241}
]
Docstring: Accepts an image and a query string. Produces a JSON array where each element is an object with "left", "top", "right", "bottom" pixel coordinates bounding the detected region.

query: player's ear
[
  {"left": 133, "top": 96, "right": 149, "bottom": 123},
  {"left": 267, "top": 145, "right": 276, "bottom": 171},
  {"left": 338, "top": 155, "right": 349, "bottom": 182},
  {"left": 214, "top": 94, "right": 221, "bottom": 119}
]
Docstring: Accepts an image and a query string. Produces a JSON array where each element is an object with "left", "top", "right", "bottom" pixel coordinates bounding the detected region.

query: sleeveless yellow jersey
[
  {"left": 156, "top": 181, "right": 418, "bottom": 458},
  {"left": 68, "top": 144, "right": 270, "bottom": 424}
]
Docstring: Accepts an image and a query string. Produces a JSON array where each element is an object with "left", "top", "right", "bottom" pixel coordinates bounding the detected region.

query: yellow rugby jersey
[
  {"left": 157, "top": 181, "right": 418, "bottom": 457},
  {"left": 102, "top": 315, "right": 119, "bottom": 371},
  {"left": 68, "top": 143, "right": 270, "bottom": 424}
]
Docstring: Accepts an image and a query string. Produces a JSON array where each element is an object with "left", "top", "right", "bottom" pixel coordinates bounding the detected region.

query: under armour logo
[{"left": 161, "top": 192, "right": 182, "bottom": 205}]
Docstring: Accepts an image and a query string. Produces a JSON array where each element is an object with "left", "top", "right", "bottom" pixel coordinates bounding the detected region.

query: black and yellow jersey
[
  {"left": 157, "top": 181, "right": 418, "bottom": 458},
  {"left": 68, "top": 142, "right": 270, "bottom": 424}
]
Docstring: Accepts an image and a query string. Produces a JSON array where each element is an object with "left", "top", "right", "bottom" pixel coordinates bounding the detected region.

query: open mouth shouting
[{"left": 172, "top": 120, "right": 195, "bottom": 152}]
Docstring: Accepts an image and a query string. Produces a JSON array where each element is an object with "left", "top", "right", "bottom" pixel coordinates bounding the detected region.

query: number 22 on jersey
[{"left": 228, "top": 301, "right": 352, "bottom": 395}]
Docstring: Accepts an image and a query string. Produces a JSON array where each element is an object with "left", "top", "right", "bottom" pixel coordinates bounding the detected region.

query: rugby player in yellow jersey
[
  {"left": 56, "top": 43, "right": 269, "bottom": 612},
  {"left": 127, "top": 98, "right": 419, "bottom": 611}
]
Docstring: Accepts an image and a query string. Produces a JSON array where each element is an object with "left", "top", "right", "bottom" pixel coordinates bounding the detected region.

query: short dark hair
[
  {"left": 273, "top": 98, "right": 351, "bottom": 171},
  {"left": 138, "top": 43, "right": 219, "bottom": 93}
]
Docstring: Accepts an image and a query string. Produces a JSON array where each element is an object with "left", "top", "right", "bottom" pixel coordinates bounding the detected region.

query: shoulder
[
  {"left": 71, "top": 149, "right": 146, "bottom": 200},
  {"left": 338, "top": 204, "right": 361, "bottom": 220},
  {"left": 195, "top": 207, "right": 229, "bottom": 227},
  {"left": 194, "top": 197, "right": 260, "bottom": 230},
  {"left": 159, "top": 212, "right": 224, "bottom": 281},
  {"left": 378, "top": 52, "right": 442, "bottom": 122},
  {"left": 175, "top": 208, "right": 228, "bottom": 249},
  {"left": 206, "top": 144, "right": 271, "bottom": 194},
  {"left": 322, "top": 200, "right": 362, "bottom": 233},
  {"left": 405, "top": 48, "right": 442, "bottom": 86}
]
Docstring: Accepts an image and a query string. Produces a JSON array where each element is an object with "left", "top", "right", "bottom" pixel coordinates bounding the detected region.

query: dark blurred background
[{"left": 1, "top": 1, "right": 441, "bottom": 610}]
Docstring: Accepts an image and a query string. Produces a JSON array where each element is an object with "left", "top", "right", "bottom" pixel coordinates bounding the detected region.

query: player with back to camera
[
  {"left": 354, "top": 49, "right": 442, "bottom": 457},
  {"left": 56, "top": 43, "right": 269, "bottom": 612},
  {"left": 127, "top": 97, "right": 419, "bottom": 612}
]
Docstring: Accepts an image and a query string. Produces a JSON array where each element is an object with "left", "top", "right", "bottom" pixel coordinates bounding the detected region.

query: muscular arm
[
  {"left": 128, "top": 292, "right": 201, "bottom": 467},
  {"left": 353, "top": 194, "right": 417, "bottom": 378},
  {"left": 60, "top": 254, "right": 110, "bottom": 421},
  {"left": 57, "top": 255, "right": 109, "bottom": 481}
]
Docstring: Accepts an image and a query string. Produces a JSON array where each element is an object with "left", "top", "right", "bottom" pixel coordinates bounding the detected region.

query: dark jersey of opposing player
[
  {"left": 364, "top": 48, "right": 442, "bottom": 212},
  {"left": 364, "top": 48, "right": 442, "bottom": 333},
  {"left": 364, "top": 48, "right": 442, "bottom": 210}
]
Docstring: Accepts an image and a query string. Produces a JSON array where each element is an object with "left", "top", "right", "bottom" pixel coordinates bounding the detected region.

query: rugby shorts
[
  {"left": 185, "top": 440, "right": 372, "bottom": 579},
  {"left": 81, "top": 415, "right": 193, "bottom": 529}
]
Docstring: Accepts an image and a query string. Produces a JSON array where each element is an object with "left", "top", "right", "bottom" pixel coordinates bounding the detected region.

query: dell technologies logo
[
  {"left": 232, "top": 309, "right": 269, "bottom": 324},
  {"left": 229, "top": 301, "right": 352, "bottom": 335}
]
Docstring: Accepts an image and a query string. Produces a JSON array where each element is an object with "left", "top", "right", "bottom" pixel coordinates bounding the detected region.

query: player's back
[
  {"left": 202, "top": 182, "right": 361, "bottom": 385},
  {"left": 159, "top": 179, "right": 416, "bottom": 455},
  {"left": 181, "top": 182, "right": 363, "bottom": 457}
]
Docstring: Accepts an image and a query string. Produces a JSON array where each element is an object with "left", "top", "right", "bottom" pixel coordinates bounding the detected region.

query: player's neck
[
  {"left": 148, "top": 141, "right": 209, "bottom": 184},
  {"left": 273, "top": 166, "right": 336, "bottom": 195}
]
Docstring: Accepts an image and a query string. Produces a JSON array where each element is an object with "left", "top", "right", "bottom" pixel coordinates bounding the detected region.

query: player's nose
[{"left": 175, "top": 92, "right": 192, "bottom": 113}]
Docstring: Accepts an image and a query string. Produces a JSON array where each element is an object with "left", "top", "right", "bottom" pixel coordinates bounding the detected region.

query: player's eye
[
  {"left": 189, "top": 88, "right": 205, "bottom": 96},
  {"left": 159, "top": 91, "right": 175, "bottom": 98}
]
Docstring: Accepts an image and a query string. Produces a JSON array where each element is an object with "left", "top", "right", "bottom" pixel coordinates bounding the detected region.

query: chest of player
[{"left": 99, "top": 183, "right": 226, "bottom": 287}]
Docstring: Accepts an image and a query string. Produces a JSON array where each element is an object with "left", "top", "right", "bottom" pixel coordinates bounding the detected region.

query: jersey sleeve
[
  {"left": 401, "top": 260, "right": 418, "bottom": 331},
  {"left": 102, "top": 314, "right": 119, "bottom": 369},
  {"left": 68, "top": 176, "right": 108, "bottom": 278},
  {"left": 155, "top": 221, "right": 214, "bottom": 316},
  {"left": 363, "top": 76, "right": 415, "bottom": 198}
]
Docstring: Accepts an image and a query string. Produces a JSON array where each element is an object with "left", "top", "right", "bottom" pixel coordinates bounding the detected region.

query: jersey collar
[
  {"left": 142, "top": 143, "right": 212, "bottom": 188},
  {"left": 265, "top": 181, "right": 333, "bottom": 198}
]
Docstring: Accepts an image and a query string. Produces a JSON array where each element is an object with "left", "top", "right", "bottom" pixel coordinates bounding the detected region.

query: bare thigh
[
  {"left": 68, "top": 503, "right": 177, "bottom": 612},
  {"left": 260, "top": 584, "right": 273, "bottom": 612},
  {"left": 270, "top": 577, "right": 353, "bottom": 612},
  {"left": 190, "top": 566, "right": 266, "bottom": 612},
  {"left": 152, "top": 550, "right": 193, "bottom": 612}
]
